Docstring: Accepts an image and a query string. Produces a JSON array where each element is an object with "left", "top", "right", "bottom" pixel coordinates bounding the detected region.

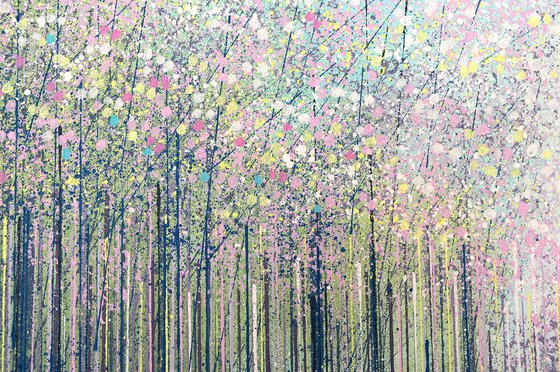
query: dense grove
[{"left": 0, "top": 0, "right": 559, "bottom": 371}]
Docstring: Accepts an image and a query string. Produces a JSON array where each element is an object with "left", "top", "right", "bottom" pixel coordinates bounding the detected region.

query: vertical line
[
  {"left": 1, "top": 217, "right": 7, "bottom": 372},
  {"left": 444, "top": 239, "right": 453, "bottom": 372},
  {"left": 175, "top": 132, "right": 182, "bottom": 372},
  {"left": 412, "top": 273, "right": 418, "bottom": 371},
  {"left": 462, "top": 244, "right": 471, "bottom": 372},
  {"left": 119, "top": 200, "right": 126, "bottom": 372},
  {"left": 77, "top": 79, "right": 85, "bottom": 372},
  {"left": 125, "top": 262, "right": 130, "bottom": 372},
  {"left": 388, "top": 283, "right": 395, "bottom": 372},
  {"left": 139, "top": 282, "right": 144, "bottom": 372},
  {"left": 252, "top": 284, "right": 258, "bottom": 372},
  {"left": 245, "top": 224, "right": 250, "bottom": 371},
  {"left": 416, "top": 234, "right": 424, "bottom": 370},
  {"left": 552, "top": 280, "right": 560, "bottom": 370},
  {"left": 187, "top": 291, "right": 192, "bottom": 372}
]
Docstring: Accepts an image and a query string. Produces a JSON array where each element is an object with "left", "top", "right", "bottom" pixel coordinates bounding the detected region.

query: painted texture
[{"left": 0, "top": 0, "right": 559, "bottom": 371}]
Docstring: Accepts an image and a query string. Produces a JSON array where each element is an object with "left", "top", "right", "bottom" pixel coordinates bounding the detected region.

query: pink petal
[
  {"left": 475, "top": 124, "right": 491, "bottom": 136},
  {"left": 15, "top": 55, "right": 26, "bottom": 68},
  {"left": 96, "top": 139, "right": 107, "bottom": 151},
  {"left": 153, "top": 143, "right": 165, "bottom": 155},
  {"left": 162, "top": 106, "right": 172, "bottom": 118},
  {"left": 149, "top": 77, "right": 159, "bottom": 88},
  {"left": 518, "top": 201, "right": 529, "bottom": 217},
  {"left": 111, "top": 29, "right": 122, "bottom": 41},
  {"left": 234, "top": 137, "right": 245, "bottom": 147},
  {"left": 193, "top": 120, "right": 204, "bottom": 131},
  {"left": 122, "top": 92, "right": 133, "bottom": 103},
  {"left": 345, "top": 150, "right": 355, "bottom": 160},
  {"left": 376, "top": 134, "right": 388, "bottom": 146},
  {"left": 308, "top": 76, "right": 320, "bottom": 87},
  {"left": 161, "top": 76, "right": 170, "bottom": 90}
]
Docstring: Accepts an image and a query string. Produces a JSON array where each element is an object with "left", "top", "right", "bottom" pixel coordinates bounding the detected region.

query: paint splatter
[{"left": 0, "top": 1, "right": 559, "bottom": 371}]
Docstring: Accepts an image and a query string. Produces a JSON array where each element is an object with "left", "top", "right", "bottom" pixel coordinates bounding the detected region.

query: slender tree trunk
[
  {"left": 462, "top": 244, "right": 472, "bottom": 372},
  {"left": 404, "top": 273, "right": 410, "bottom": 372},
  {"left": 156, "top": 183, "right": 166, "bottom": 371},
  {"left": 439, "top": 257, "right": 446, "bottom": 372},
  {"left": 336, "top": 323, "right": 340, "bottom": 372},
  {"left": 488, "top": 328, "right": 493, "bottom": 372},
  {"left": 425, "top": 339, "right": 430, "bottom": 372},
  {"left": 236, "top": 286, "right": 241, "bottom": 371},
  {"left": 298, "top": 260, "right": 308, "bottom": 372},
  {"left": 244, "top": 225, "right": 250, "bottom": 371},
  {"left": 175, "top": 134, "right": 182, "bottom": 372},
  {"left": 77, "top": 86, "right": 85, "bottom": 372},
  {"left": 196, "top": 273, "right": 202, "bottom": 372},
  {"left": 1, "top": 217, "right": 8, "bottom": 372},
  {"left": 289, "top": 277, "right": 295, "bottom": 372},
  {"left": 86, "top": 220, "right": 93, "bottom": 371},
  {"left": 51, "top": 126, "right": 63, "bottom": 372},
  {"left": 100, "top": 189, "right": 110, "bottom": 372},
  {"left": 309, "top": 214, "right": 323, "bottom": 372},
  {"left": 323, "top": 282, "right": 330, "bottom": 372},
  {"left": 368, "top": 154, "right": 379, "bottom": 371},
  {"left": 388, "top": 283, "right": 395, "bottom": 372},
  {"left": 365, "top": 277, "right": 371, "bottom": 371},
  {"left": 251, "top": 284, "right": 258, "bottom": 372},
  {"left": 149, "top": 192, "right": 156, "bottom": 372},
  {"left": 11, "top": 216, "right": 22, "bottom": 371},
  {"left": 119, "top": 201, "right": 126, "bottom": 372},
  {"left": 263, "top": 250, "right": 271, "bottom": 372},
  {"left": 23, "top": 210, "right": 34, "bottom": 371}
]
